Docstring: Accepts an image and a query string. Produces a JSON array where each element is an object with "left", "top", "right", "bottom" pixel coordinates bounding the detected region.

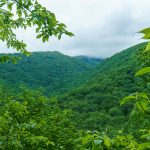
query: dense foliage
[
  {"left": 0, "top": 89, "right": 80, "bottom": 149},
  {"left": 0, "top": 1, "right": 150, "bottom": 147},
  {"left": 0, "top": 52, "right": 101, "bottom": 95},
  {"left": 0, "top": 41, "right": 149, "bottom": 149},
  {"left": 77, "top": 29, "right": 150, "bottom": 149},
  {"left": 59, "top": 43, "right": 147, "bottom": 131}
]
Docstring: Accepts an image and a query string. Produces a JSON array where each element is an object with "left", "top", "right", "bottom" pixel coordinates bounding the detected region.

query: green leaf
[
  {"left": 82, "top": 134, "right": 91, "bottom": 145},
  {"left": 138, "top": 142, "right": 150, "bottom": 150},
  {"left": 36, "top": 27, "right": 41, "bottom": 33},
  {"left": 136, "top": 100, "right": 149, "bottom": 112},
  {"left": 104, "top": 136, "right": 111, "bottom": 148},
  {"left": 58, "top": 33, "right": 62, "bottom": 40},
  {"left": 135, "top": 67, "right": 150, "bottom": 77},
  {"left": 7, "top": 3, "right": 14, "bottom": 11},
  {"left": 94, "top": 140, "right": 103, "bottom": 145},
  {"left": 0, "top": 2, "right": 5, "bottom": 7},
  {"left": 17, "top": 9, "right": 22, "bottom": 17},
  {"left": 120, "top": 95, "right": 136, "bottom": 105},
  {"left": 139, "top": 28, "right": 150, "bottom": 39},
  {"left": 144, "top": 42, "right": 150, "bottom": 52},
  {"left": 36, "top": 34, "right": 43, "bottom": 39}
]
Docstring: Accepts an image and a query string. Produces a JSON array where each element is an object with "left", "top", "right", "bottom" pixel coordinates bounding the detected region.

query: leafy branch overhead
[
  {"left": 0, "top": 0, "right": 74, "bottom": 63},
  {"left": 135, "top": 28, "right": 150, "bottom": 76},
  {"left": 139, "top": 27, "right": 150, "bottom": 52}
]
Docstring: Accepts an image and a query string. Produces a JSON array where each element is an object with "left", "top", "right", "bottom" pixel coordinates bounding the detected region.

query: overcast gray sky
[{"left": 1, "top": 0, "right": 150, "bottom": 58}]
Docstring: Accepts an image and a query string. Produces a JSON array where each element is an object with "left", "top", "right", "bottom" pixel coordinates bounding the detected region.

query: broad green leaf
[
  {"left": 144, "top": 42, "right": 150, "bottom": 52},
  {"left": 141, "top": 134, "right": 150, "bottom": 140},
  {"left": 136, "top": 101, "right": 148, "bottom": 112},
  {"left": 36, "top": 34, "right": 43, "bottom": 39},
  {"left": 139, "top": 92, "right": 149, "bottom": 100},
  {"left": 82, "top": 134, "right": 91, "bottom": 145},
  {"left": 0, "top": 2, "right": 5, "bottom": 7},
  {"left": 138, "top": 142, "right": 150, "bottom": 150},
  {"left": 94, "top": 140, "right": 103, "bottom": 145},
  {"left": 7, "top": 3, "right": 13, "bottom": 11},
  {"left": 104, "top": 136, "right": 111, "bottom": 148},
  {"left": 135, "top": 67, "right": 150, "bottom": 77},
  {"left": 120, "top": 95, "right": 136, "bottom": 105},
  {"left": 139, "top": 27, "right": 150, "bottom": 39}
]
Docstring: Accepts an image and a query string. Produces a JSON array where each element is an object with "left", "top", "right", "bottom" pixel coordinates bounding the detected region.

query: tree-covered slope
[
  {"left": 0, "top": 43, "right": 147, "bottom": 131},
  {"left": 59, "top": 43, "right": 147, "bottom": 130},
  {"left": 0, "top": 43, "right": 149, "bottom": 149},
  {"left": 74, "top": 56, "right": 103, "bottom": 66},
  {"left": 0, "top": 51, "right": 100, "bottom": 95}
]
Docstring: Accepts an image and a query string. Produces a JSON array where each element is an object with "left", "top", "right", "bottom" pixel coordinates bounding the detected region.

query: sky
[{"left": 1, "top": 0, "right": 150, "bottom": 58}]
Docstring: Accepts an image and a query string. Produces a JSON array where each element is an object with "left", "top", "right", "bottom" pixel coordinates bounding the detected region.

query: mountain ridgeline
[
  {"left": 59, "top": 43, "right": 146, "bottom": 130},
  {"left": 0, "top": 42, "right": 148, "bottom": 149},
  {"left": 0, "top": 51, "right": 102, "bottom": 95}
]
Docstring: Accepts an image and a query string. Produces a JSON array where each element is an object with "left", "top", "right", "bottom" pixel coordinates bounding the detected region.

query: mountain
[
  {"left": 0, "top": 51, "right": 101, "bottom": 95},
  {"left": 74, "top": 56, "right": 103, "bottom": 66},
  {"left": 0, "top": 43, "right": 150, "bottom": 149},
  {"left": 58, "top": 43, "right": 146, "bottom": 130},
  {"left": 0, "top": 43, "right": 147, "bottom": 131}
]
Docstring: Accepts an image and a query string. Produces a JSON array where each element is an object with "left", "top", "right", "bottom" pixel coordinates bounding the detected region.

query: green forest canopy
[
  {"left": 0, "top": 0, "right": 150, "bottom": 149},
  {"left": 0, "top": 41, "right": 149, "bottom": 149}
]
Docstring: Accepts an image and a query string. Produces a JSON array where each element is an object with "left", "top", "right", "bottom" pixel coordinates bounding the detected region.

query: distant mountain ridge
[
  {"left": 58, "top": 42, "right": 147, "bottom": 130},
  {"left": 0, "top": 51, "right": 101, "bottom": 95},
  {"left": 0, "top": 43, "right": 147, "bottom": 131},
  {"left": 74, "top": 55, "right": 103, "bottom": 66}
]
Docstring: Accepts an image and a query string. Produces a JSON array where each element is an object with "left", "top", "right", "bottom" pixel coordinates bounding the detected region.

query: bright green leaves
[
  {"left": 138, "top": 142, "right": 150, "bottom": 150},
  {"left": 0, "top": 0, "right": 73, "bottom": 63},
  {"left": 93, "top": 139, "right": 103, "bottom": 145},
  {"left": 120, "top": 95, "right": 136, "bottom": 105},
  {"left": 16, "top": 9, "right": 22, "bottom": 18},
  {"left": 133, "top": 28, "right": 150, "bottom": 113},
  {"left": 27, "top": 136, "right": 55, "bottom": 149},
  {"left": 135, "top": 31, "right": 150, "bottom": 76},
  {"left": 144, "top": 42, "right": 150, "bottom": 52},
  {"left": 120, "top": 93, "right": 150, "bottom": 113},
  {"left": 79, "top": 131, "right": 139, "bottom": 150},
  {"left": 140, "top": 129, "right": 150, "bottom": 140},
  {"left": 7, "top": 2, "right": 14, "bottom": 11},
  {"left": 116, "top": 27, "right": 150, "bottom": 150},
  {"left": 31, "top": 3, "right": 74, "bottom": 43},
  {"left": 0, "top": 55, "right": 21, "bottom": 64},
  {"left": 139, "top": 27, "right": 150, "bottom": 52},
  {"left": 79, "top": 131, "right": 105, "bottom": 149},
  {"left": 103, "top": 135, "right": 111, "bottom": 148},
  {"left": 139, "top": 27, "right": 150, "bottom": 40},
  {"left": 135, "top": 67, "right": 150, "bottom": 77},
  {"left": 113, "top": 134, "right": 138, "bottom": 149},
  {"left": 0, "top": 90, "right": 77, "bottom": 149}
]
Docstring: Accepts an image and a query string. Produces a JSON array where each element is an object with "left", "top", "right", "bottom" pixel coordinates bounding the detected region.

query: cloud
[{"left": 0, "top": 0, "right": 150, "bottom": 58}]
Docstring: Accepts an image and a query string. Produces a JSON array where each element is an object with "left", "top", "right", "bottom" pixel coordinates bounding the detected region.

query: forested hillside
[
  {"left": 0, "top": 43, "right": 146, "bottom": 132},
  {"left": 0, "top": 51, "right": 101, "bottom": 95},
  {"left": 0, "top": 43, "right": 149, "bottom": 150},
  {"left": 0, "top": 42, "right": 149, "bottom": 149},
  {"left": 59, "top": 43, "right": 147, "bottom": 130},
  {"left": 74, "top": 56, "right": 102, "bottom": 66},
  {"left": 0, "top": 0, "right": 150, "bottom": 148}
]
